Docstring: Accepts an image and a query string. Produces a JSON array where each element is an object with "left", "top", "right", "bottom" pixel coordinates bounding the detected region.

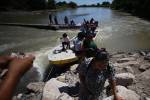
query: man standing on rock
[{"left": 78, "top": 50, "right": 123, "bottom": 100}]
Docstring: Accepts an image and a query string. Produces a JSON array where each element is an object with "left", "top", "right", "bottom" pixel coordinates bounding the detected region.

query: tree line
[
  {"left": 111, "top": 0, "right": 150, "bottom": 19},
  {"left": 79, "top": 2, "right": 111, "bottom": 7},
  {"left": 0, "top": 0, "right": 77, "bottom": 11}
]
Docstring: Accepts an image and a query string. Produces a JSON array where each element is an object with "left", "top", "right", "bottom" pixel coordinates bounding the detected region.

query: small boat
[{"left": 48, "top": 37, "right": 78, "bottom": 66}]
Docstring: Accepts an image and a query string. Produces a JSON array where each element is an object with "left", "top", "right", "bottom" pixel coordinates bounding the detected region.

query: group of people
[
  {"left": 0, "top": 17, "right": 123, "bottom": 100},
  {"left": 49, "top": 14, "right": 76, "bottom": 26},
  {"left": 60, "top": 18, "right": 123, "bottom": 100}
]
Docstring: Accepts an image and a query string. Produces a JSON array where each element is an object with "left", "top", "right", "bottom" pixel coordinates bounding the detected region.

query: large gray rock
[
  {"left": 27, "top": 82, "right": 45, "bottom": 93},
  {"left": 145, "top": 97, "right": 150, "bottom": 100},
  {"left": 103, "top": 86, "right": 140, "bottom": 100},
  {"left": 115, "top": 73, "right": 135, "bottom": 86},
  {"left": 70, "top": 64, "right": 78, "bottom": 71},
  {"left": 139, "top": 64, "right": 150, "bottom": 72},
  {"left": 114, "top": 61, "right": 139, "bottom": 67},
  {"left": 112, "top": 54, "right": 126, "bottom": 58},
  {"left": 144, "top": 53, "right": 150, "bottom": 61},
  {"left": 115, "top": 66, "right": 134, "bottom": 74},
  {"left": 42, "top": 78, "right": 73, "bottom": 100},
  {"left": 117, "top": 57, "right": 136, "bottom": 63},
  {"left": 129, "top": 53, "right": 140, "bottom": 58},
  {"left": 56, "top": 75, "right": 66, "bottom": 83}
]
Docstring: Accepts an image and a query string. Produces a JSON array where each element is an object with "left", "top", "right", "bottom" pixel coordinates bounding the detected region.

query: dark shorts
[
  {"left": 75, "top": 51, "right": 83, "bottom": 57},
  {"left": 62, "top": 42, "right": 70, "bottom": 45}
]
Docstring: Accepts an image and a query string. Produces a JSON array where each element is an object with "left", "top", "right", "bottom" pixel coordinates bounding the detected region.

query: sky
[{"left": 56, "top": 0, "right": 113, "bottom": 5}]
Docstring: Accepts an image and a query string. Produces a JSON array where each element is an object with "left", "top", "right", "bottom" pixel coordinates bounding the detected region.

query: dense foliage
[
  {"left": 48, "top": 0, "right": 56, "bottom": 9},
  {"left": 0, "top": 0, "right": 78, "bottom": 11},
  {"left": 79, "top": 2, "right": 111, "bottom": 7},
  {"left": 111, "top": 0, "right": 150, "bottom": 19},
  {"left": 0, "top": 0, "right": 56, "bottom": 11},
  {"left": 56, "top": 1, "right": 77, "bottom": 9}
]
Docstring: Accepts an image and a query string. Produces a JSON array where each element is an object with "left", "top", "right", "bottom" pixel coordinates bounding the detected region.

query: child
[{"left": 61, "top": 33, "right": 70, "bottom": 51}]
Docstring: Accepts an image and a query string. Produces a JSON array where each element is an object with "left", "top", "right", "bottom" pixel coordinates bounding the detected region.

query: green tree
[
  {"left": 48, "top": 0, "right": 56, "bottom": 9},
  {"left": 68, "top": 1, "right": 77, "bottom": 8},
  {"left": 101, "top": 1, "right": 110, "bottom": 7},
  {"left": 111, "top": 0, "right": 150, "bottom": 19}
]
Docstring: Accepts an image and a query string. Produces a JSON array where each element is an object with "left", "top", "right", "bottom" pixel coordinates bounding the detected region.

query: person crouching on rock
[
  {"left": 61, "top": 33, "right": 70, "bottom": 51},
  {"left": 78, "top": 50, "right": 124, "bottom": 100}
]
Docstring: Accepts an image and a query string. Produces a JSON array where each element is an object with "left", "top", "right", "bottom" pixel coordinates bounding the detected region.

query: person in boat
[
  {"left": 49, "top": 14, "right": 53, "bottom": 24},
  {"left": 85, "top": 21, "right": 90, "bottom": 31},
  {"left": 64, "top": 16, "right": 69, "bottom": 25},
  {"left": 70, "top": 20, "right": 76, "bottom": 26},
  {"left": 0, "top": 54, "right": 35, "bottom": 100},
  {"left": 78, "top": 50, "right": 123, "bottom": 100},
  {"left": 82, "top": 38, "right": 97, "bottom": 56},
  {"left": 54, "top": 16, "right": 58, "bottom": 25},
  {"left": 90, "top": 18, "right": 95, "bottom": 24},
  {"left": 61, "top": 33, "right": 70, "bottom": 51},
  {"left": 73, "top": 32, "right": 85, "bottom": 58}
]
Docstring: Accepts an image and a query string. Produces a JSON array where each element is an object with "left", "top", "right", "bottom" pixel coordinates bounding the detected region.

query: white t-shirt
[{"left": 61, "top": 36, "right": 70, "bottom": 42}]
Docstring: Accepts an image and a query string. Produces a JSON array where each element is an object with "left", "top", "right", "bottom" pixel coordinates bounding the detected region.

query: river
[{"left": 0, "top": 7, "right": 150, "bottom": 94}]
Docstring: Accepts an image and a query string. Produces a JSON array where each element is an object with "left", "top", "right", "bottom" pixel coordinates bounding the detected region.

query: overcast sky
[{"left": 56, "top": 0, "right": 113, "bottom": 5}]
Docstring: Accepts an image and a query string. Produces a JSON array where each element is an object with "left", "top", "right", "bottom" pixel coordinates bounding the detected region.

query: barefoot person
[
  {"left": 78, "top": 50, "right": 123, "bottom": 100},
  {"left": 0, "top": 54, "right": 35, "bottom": 100}
]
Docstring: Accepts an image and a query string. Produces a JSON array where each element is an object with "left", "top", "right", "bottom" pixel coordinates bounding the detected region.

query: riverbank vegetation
[
  {"left": 0, "top": 0, "right": 77, "bottom": 11},
  {"left": 79, "top": 2, "right": 111, "bottom": 8},
  {"left": 56, "top": 1, "right": 77, "bottom": 9},
  {"left": 111, "top": 0, "right": 150, "bottom": 19}
]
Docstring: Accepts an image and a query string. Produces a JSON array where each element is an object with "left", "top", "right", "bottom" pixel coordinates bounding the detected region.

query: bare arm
[
  {"left": 110, "top": 79, "right": 118, "bottom": 99},
  {"left": 110, "top": 79, "right": 124, "bottom": 100},
  {"left": 0, "top": 55, "right": 34, "bottom": 100}
]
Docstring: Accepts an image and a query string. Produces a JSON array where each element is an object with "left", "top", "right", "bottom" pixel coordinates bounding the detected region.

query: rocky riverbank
[{"left": 1, "top": 50, "right": 150, "bottom": 100}]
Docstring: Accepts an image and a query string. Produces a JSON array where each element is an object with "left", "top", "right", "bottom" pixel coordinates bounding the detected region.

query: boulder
[
  {"left": 144, "top": 53, "right": 150, "bottom": 60},
  {"left": 56, "top": 75, "right": 66, "bottom": 83},
  {"left": 112, "top": 54, "right": 126, "bottom": 58},
  {"left": 42, "top": 78, "right": 73, "bottom": 100},
  {"left": 138, "top": 69, "right": 150, "bottom": 80},
  {"left": 57, "top": 93, "right": 73, "bottom": 100},
  {"left": 139, "top": 64, "right": 150, "bottom": 72},
  {"left": 70, "top": 64, "right": 78, "bottom": 71},
  {"left": 129, "top": 53, "right": 140, "bottom": 58},
  {"left": 114, "top": 61, "right": 139, "bottom": 67},
  {"left": 115, "top": 73, "right": 135, "bottom": 86},
  {"left": 139, "top": 51, "right": 146, "bottom": 56},
  {"left": 103, "top": 86, "right": 140, "bottom": 100},
  {"left": 27, "top": 82, "right": 45, "bottom": 93},
  {"left": 145, "top": 97, "right": 150, "bottom": 100},
  {"left": 117, "top": 57, "right": 136, "bottom": 63},
  {"left": 17, "top": 93, "right": 23, "bottom": 99},
  {"left": 115, "top": 66, "right": 134, "bottom": 74},
  {"left": 144, "top": 56, "right": 150, "bottom": 61}
]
